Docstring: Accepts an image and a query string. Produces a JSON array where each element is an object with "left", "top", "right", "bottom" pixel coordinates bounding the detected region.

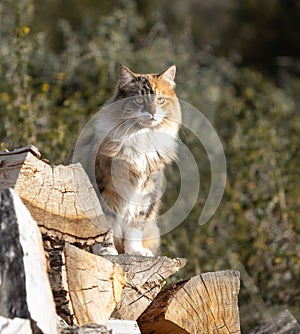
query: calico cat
[{"left": 84, "top": 65, "right": 181, "bottom": 256}]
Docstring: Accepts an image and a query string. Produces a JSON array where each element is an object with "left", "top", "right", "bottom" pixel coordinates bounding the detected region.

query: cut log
[
  {"left": 0, "top": 316, "right": 32, "bottom": 334},
  {"left": 138, "top": 270, "right": 241, "bottom": 334},
  {"left": 45, "top": 241, "right": 127, "bottom": 326},
  {"left": 0, "top": 188, "right": 58, "bottom": 334},
  {"left": 0, "top": 145, "right": 110, "bottom": 246},
  {"left": 100, "top": 255, "right": 187, "bottom": 320},
  {"left": 247, "top": 309, "right": 300, "bottom": 334}
]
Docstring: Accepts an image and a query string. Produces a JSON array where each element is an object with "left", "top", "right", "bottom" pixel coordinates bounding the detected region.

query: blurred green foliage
[{"left": 1, "top": 0, "right": 299, "bottom": 331}]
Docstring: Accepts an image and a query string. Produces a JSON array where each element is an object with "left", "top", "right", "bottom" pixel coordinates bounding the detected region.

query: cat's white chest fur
[
  {"left": 121, "top": 128, "right": 177, "bottom": 173},
  {"left": 114, "top": 128, "right": 176, "bottom": 246}
]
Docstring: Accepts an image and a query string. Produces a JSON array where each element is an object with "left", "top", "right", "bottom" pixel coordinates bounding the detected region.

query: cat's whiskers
[
  {"left": 111, "top": 118, "right": 139, "bottom": 141},
  {"left": 122, "top": 120, "right": 139, "bottom": 139},
  {"left": 104, "top": 119, "right": 129, "bottom": 143},
  {"left": 111, "top": 120, "right": 131, "bottom": 139}
]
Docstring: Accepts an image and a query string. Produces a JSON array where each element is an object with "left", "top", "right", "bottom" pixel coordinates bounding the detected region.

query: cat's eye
[
  {"left": 134, "top": 97, "right": 144, "bottom": 105},
  {"left": 157, "top": 97, "right": 165, "bottom": 104}
]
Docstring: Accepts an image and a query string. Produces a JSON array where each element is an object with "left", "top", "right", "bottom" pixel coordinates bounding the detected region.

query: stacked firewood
[{"left": 1, "top": 146, "right": 297, "bottom": 334}]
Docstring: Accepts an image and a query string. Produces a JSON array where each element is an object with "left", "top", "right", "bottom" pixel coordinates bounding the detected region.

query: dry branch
[
  {"left": 0, "top": 146, "right": 110, "bottom": 246},
  {"left": 138, "top": 270, "right": 241, "bottom": 334},
  {"left": 101, "top": 254, "right": 187, "bottom": 320},
  {"left": 0, "top": 188, "right": 58, "bottom": 334},
  {"left": 247, "top": 309, "right": 300, "bottom": 334}
]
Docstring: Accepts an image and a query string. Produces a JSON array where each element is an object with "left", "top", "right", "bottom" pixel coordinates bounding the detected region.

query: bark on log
[
  {"left": 59, "top": 321, "right": 142, "bottom": 334},
  {"left": 60, "top": 324, "right": 112, "bottom": 334},
  {"left": 44, "top": 240, "right": 75, "bottom": 325},
  {"left": 101, "top": 255, "right": 187, "bottom": 320},
  {"left": 0, "top": 188, "right": 58, "bottom": 334},
  {"left": 247, "top": 309, "right": 300, "bottom": 334},
  {"left": 45, "top": 241, "right": 126, "bottom": 326},
  {"left": 138, "top": 270, "right": 241, "bottom": 334},
  {"left": 0, "top": 316, "right": 32, "bottom": 334},
  {"left": 0, "top": 146, "right": 110, "bottom": 246}
]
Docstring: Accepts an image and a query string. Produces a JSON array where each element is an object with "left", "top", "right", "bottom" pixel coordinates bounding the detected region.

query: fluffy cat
[{"left": 77, "top": 65, "right": 181, "bottom": 256}]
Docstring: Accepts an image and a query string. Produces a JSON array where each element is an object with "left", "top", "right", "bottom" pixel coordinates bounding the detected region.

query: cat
[{"left": 75, "top": 65, "right": 181, "bottom": 256}]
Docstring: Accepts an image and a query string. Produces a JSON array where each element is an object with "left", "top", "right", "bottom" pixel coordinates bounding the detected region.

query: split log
[
  {"left": 57, "top": 309, "right": 142, "bottom": 333},
  {"left": 59, "top": 321, "right": 142, "bottom": 334},
  {"left": 100, "top": 255, "right": 187, "bottom": 320},
  {"left": 45, "top": 241, "right": 126, "bottom": 326},
  {"left": 0, "top": 316, "right": 32, "bottom": 334},
  {"left": 247, "top": 309, "right": 300, "bottom": 334},
  {"left": 60, "top": 324, "right": 112, "bottom": 334},
  {"left": 138, "top": 270, "right": 241, "bottom": 334},
  {"left": 0, "top": 146, "right": 110, "bottom": 246},
  {"left": 107, "top": 320, "right": 141, "bottom": 334},
  {"left": 0, "top": 188, "right": 58, "bottom": 334},
  {"left": 65, "top": 244, "right": 126, "bottom": 325}
]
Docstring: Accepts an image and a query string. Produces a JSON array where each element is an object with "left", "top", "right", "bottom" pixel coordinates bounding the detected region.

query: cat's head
[{"left": 112, "top": 65, "right": 181, "bottom": 131}]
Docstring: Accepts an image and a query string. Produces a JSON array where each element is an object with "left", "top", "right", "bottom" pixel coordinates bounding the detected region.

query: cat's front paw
[
  {"left": 100, "top": 247, "right": 119, "bottom": 255},
  {"left": 92, "top": 244, "right": 119, "bottom": 256},
  {"left": 136, "top": 248, "right": 154, "bottom": 257},
  {"left": 125, "top": 245, "right": 154, "bottom": 257}
]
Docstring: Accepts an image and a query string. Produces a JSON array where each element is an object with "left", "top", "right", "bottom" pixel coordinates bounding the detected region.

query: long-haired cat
[{"left": 75, "top": 65, "right": 181, "bottom": 256}]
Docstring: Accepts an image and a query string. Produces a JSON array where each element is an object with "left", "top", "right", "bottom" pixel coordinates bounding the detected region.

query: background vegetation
[{"left": 1, "top": 0, "right": 299, "bottom": 331}]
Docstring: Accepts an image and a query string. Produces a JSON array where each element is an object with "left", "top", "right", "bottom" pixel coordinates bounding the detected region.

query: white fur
[{"left": 123, "top": 228, "right": 154, "bottom": 256}]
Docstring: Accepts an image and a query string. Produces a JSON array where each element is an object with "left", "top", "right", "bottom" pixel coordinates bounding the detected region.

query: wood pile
[{"left": 1, "top": 146, "right": 297, "bottom": 333}]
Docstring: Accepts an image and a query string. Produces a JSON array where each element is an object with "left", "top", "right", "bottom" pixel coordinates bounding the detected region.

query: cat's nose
[{"left": 149, "top": 103, "right": 156, "bottom": 115}]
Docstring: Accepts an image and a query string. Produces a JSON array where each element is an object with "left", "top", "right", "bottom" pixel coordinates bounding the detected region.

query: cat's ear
[
  {"left": 118, "top": 65, "right": 136, "bottom": 88},
  {"left": 158, "top": 65, "right": 176, "bottom": 86}
]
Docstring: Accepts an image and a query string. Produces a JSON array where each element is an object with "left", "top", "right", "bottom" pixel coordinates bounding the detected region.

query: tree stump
[
  {"left": 101, "top": 255, "right": 187, "bottom": 320},
  {"left": 0, "top": 146, "right": 110, "bottom": 246},
  {"left": 0, "top": 188, "right": 58, "bottom": 334},
  {"left": 138, "top": 270, "right": 241, "bottom": 334}
]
